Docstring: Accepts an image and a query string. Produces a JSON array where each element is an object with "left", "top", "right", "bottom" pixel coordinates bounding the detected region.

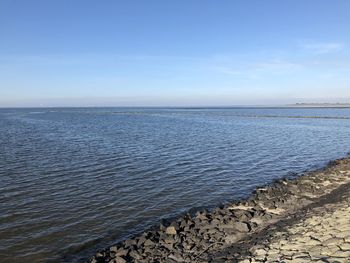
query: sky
[{"left": 1, "top": 0, "right": 350, "bottom": 107}]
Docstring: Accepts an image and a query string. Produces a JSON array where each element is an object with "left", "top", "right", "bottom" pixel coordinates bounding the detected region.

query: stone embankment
[
  {"left": 243, "top": 194, "right": 350, "bottom": 262},
  {"left": 89, "top": 158, "right": 350, "bottom": 263}
]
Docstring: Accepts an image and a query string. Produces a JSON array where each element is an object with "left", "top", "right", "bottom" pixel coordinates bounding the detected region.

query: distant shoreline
[{"left": 287, "top": 103, "right": 350, "bottom": 108}]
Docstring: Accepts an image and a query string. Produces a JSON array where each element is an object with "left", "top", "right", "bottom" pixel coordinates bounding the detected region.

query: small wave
[{"left": 28, "top": 111, "right": 45, "bottom": 114}]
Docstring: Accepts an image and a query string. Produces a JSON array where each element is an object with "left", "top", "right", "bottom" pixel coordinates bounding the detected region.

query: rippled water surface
[{"left": 1, "top": 107, "right": 350, "bottom": 262}]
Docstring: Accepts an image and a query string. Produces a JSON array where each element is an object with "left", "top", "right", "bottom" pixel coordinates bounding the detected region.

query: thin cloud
[
  {"left": 1, "top": 53, "right": 199, "bottom": 66},
  {"left": 212, "top": 66, "right": 260, "bottom": 79},
  {"left": 300, "top": 42, "right": 344, "bottom": 54},
  {"left": 213, "top": 66, "right": 245, "bottom": 76},
  {"left": 254, "top": 59, "right": 302, "bottom": 71},
  {"left": 213, "top": 59, "right": 302, "bottom": 79}
]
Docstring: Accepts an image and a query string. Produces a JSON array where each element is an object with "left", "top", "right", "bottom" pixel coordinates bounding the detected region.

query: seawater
[{"left": 1, "top": 107, "right": 350, "bottom": 262}]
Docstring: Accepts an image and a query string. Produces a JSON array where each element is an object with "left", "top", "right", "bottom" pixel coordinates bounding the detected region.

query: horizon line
[{"left": 2, "top": 103, "right": 350, "bottom": 109}]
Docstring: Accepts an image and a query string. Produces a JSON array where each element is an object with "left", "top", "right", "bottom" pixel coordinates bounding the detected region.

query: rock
[
  {"left": 144, "top": 239, "right": 156, "bottom": 247},
  {"left": 166, "top": 226, "right": 177, "bottom": 235},
  {"left": 124, "top": 238, "right": 136, "bottom": 248},
  {"left": 339, "top": 242, "right": 350, "bottom": 251},
  {"left": 233, "top": 221, "right": 251, "bottom": 232},
  {"left": 116, "top": 248, "right": 128, "bottom": 257},
  {"left": 109, "top": 246, "right": 118, "bottom": 252},
  {"left": 168, "top": 253, "right": 184, "bottom": 262},
  {"left": 179, "top": 219, "right": 188, "bottom": 229},
  {"left": 129, "top": 250, "right": 142, "bottom": 260},
  {"left": 163, "top": 242, "right": 173, "bottom": 250},
  {"left": 115, "top": 256, "right": 126, "bottom": 263},
  {"left": 183, "top": 242, "right": 194, "bottom": 250},
  {"left": 163, "top": 237, "right": 174, "bottom": 244},
  {"left": 323, "top": 237, "right": 343, "bottom": 246},
  {"left": 224, "top": 234, "right": 240, "bottom": 244},
  {"left": 254, "top": 248, "right": 267, "bottom": 260},
  {"left": 137, "top": 235, "right": 147, "bottom": 246}
]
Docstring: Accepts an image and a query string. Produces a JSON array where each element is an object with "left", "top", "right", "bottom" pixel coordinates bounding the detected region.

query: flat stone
[
  {"left": 339, "top": 242, "right": 350, "bottom": 251},
  {"left": 332, "top": 249, "right": 350, "bottom": 258},
  {"left": 323, "top": 237, "right": 343, "bottom": 246},
  {"left": 293, "top": 252, "right": 310, "bottom": 259},
  {"left": 344, "top": 235, "right": 350, "bottom": 242}
]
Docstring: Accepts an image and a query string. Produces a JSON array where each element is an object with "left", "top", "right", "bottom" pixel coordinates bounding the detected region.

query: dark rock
[
  {"left": 109, "top": 246, "right": 118, "bottom": 253},
  {"left": 136, "top": 235, "right": 146, "bottom": 246}
]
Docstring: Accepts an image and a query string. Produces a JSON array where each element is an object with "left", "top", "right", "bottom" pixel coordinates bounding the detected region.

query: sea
[{"left": 1, "top": 107, "right": 350, "bottom": 262}]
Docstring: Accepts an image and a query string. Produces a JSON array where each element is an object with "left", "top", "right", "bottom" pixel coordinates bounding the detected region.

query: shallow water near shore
[{"left": 1, "top": 107, "right": 350, "bottom": 262}]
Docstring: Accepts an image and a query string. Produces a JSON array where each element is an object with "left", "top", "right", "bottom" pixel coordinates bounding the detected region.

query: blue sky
[{"left": 1, "top": 0, "right": 350, "bottom": 106}]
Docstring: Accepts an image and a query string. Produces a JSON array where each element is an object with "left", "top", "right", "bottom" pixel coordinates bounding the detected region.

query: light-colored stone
[
  {"left": 339, "top": 242, "right": 350, "bottom": 251},
  {"left": 332, "top": 249, "right": 350, "bottom": 258},
  {"left": 248, "top": 195, "right": 350, "bottom": 263},
  {"left": 165, "top": 226, "right": 177, "bottom": 235},
  {"left": 323, "top": 237, "right": 343, "bottom": 246}
]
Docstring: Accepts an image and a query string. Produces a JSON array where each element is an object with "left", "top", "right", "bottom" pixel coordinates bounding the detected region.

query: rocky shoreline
[{"left": 88, "top": 158, "right": 350, "bottom": 263}]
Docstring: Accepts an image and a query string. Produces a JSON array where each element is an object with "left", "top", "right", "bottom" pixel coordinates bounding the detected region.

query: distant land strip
[
  {"left": 108, "top": 111, "right": 350, "bottom": 120},
  {"left": 231, "top": 115, "right": 350, "bottom": 120},
  {"left": 289, "top": 103, "right": 350, "bottom": 108}
]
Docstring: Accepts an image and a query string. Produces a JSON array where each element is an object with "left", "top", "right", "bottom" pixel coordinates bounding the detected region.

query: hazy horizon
[
  {"left": 1, "top": 1, "right": 350, "bottom": 107},
  {"left": 2, "top": 98, "right": 350, "bottom": 108},
  {"left": 2, "top": 97, "right": 350, "bottom": 108}
]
